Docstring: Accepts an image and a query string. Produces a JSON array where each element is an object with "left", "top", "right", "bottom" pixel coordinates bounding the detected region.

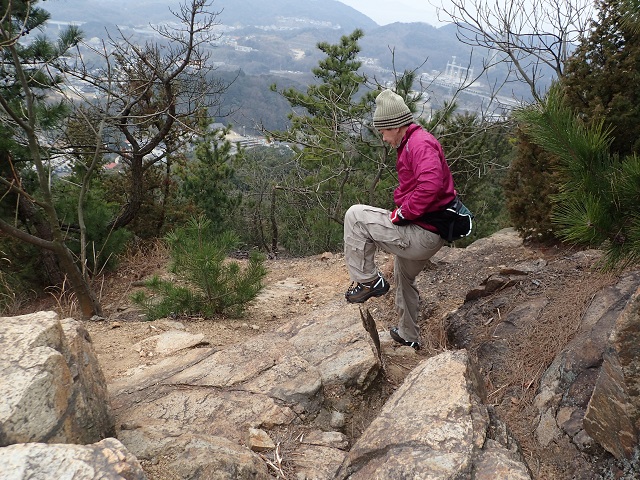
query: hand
[{"left": 389, "top": 207, "right": 407, "bottom": 225}]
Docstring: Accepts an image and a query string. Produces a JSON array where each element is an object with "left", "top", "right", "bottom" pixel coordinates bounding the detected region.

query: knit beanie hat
[{"left": 372, "top": 89, "right": 414, "bottom": 130}]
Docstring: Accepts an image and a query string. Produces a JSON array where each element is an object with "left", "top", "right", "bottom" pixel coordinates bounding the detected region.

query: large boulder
[
  {"left": 336, "top": 349, "right": 531, "bottom": 479},
  {"left": 584, "top": 286, "right": 640, "bottom": 459},
  {"left": 0, "top": 437, "right": 145, "bottom": 480},
  {"left": 0, "top": 311, "right": 115, "bottom": 446}
]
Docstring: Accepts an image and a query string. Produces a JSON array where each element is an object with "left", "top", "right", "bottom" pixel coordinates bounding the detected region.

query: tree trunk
[
  {"left": 109, "top": 155, "right": 144, "bottom": 230},
  {"left": 54, "top": 242, "right": 103, "bottom": 319},
  {"left": 270, "top": 186, "right": 279, "bottom": 257},
  {"left": 155, "top": 155, "right": 172, "bottom": 236},
  {"left": 15, "top": 194, "right": 66, "bottom": 285},
  {"left": 0, "top": 218, "right": 103, "bottom": 320}
]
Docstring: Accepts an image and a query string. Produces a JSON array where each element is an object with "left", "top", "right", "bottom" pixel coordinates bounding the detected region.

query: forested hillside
[
  {"left": 1, "top": 0, "right": 639, "bottom": 326},
  {"left": 43, "top": 0, "right": 515, "bottom": 133}
]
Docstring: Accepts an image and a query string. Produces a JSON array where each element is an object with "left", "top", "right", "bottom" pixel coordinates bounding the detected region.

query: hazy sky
[{"left": 338, "top": 0, "right": 446, "bottom": 26}]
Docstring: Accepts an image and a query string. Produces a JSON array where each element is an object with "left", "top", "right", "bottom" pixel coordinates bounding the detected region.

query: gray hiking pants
[{"left": 344, "top": 204, "right": 444, "bottom": 343}]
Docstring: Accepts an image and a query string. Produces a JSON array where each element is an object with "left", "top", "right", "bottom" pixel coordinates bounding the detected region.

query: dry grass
[
  {"left": 496, "top": 271, "right": 618, "bottom": 472},
  {"left": 98, "top": 238, "right": 171, "bottom": 313}
]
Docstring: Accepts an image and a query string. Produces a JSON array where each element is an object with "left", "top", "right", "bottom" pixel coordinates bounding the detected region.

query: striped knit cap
[{"left": 372, "top": 89, "right": 414, "bottom": 130}]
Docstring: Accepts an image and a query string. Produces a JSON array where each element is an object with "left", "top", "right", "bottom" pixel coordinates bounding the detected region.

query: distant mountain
[
  {"left": 40, "top": 0, "right": 534, "bottom": 133},
  {"left": 42, "top": 0, "right": 471, "bottom": 75},
  {"left": 359, "top": 22, "right": 469, "bottom": 77},
  {"left": 215, "top": 0, "right": 378, "bottom": 30},
  {"left": 43, "top": 0, "right": 378, "bottom": 31}
]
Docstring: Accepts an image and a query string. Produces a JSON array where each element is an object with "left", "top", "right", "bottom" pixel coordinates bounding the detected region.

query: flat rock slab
[
  {"left": 277, "top": 305, "right": 380, "bottom": 389},
  {"left": 338, "top": 350, "right": 491, "bottom": 479},
  {"left": 132, "top": 330, "right": 205, "bottom": 356}
]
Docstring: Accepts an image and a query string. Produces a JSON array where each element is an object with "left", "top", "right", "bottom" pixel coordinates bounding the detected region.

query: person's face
[{"left": 380, "top": 128, "right": 403, "bottom": 148}]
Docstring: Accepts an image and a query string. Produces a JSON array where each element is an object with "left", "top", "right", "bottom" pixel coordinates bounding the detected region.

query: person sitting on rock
[{"left": 343, "top": 89, "right": 457, "bottom": 350}]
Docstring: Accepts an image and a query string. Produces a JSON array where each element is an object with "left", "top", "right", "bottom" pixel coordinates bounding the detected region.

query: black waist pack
[{"left": 419, "top": 195, "right": 474, "bottom": 242}]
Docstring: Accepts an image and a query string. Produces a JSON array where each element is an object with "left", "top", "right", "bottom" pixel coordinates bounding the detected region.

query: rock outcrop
[
  {"left": 0, "top": 311, "right": 115, "bottom": 446},
  {"left": 443, "top": 233, "right": 640, "bottom": 477},
  {"left": 0, "top": 438, "right": 145, "bottom": 480},
  {"left": 533, "top": 272, "right": 640, "bottom": 453},
  {"left": 337, "top": 349, "right": 531, "bottom": 479},
  {"left": 111, "top": 310, "right": 380, "bottom": 478},
  {"left": 4, "top": 229, "right": 640, "bottom": 479},
  {"left": 584, "top": 286, "right": 640, "bottom": 460}
]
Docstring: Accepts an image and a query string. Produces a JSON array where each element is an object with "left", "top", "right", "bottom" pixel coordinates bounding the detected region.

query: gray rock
[
  {"left": 279, "top": 308, "right": 380, "bottom": 389},
  {"left": 294, "top": 444, "right": 347, "bottom": 480},
  {"left": 293, "top": 439, "right": 348, "bottom": 480},
  {"left": 0, "top": 311, "right": 114, "bottom": 446},
  {"left": 330, "top": 411, "right": 346, "bottom": 429},
  {"left": 112, "top": 334, "right": 323, "bottom": 448},
  {"left": 170, "top": 434, "right": 271, "bottom": 480},
  {"left": 337, "top": 350, "right": 511, "bottom": 479},
  {"left": 0, "top": 437, "right": 145, "bottom": 480},
  {"left": 465, "top": 227, "right": 524, "bottom": 252},
  {"left": 473, "top": 439, "right": 532, "bottom": 479},
  {"left": 534, "top": 272, "right": 640, "bottom": 450},
  {"left": 118, "top": 425, "right": 271, "bottom": 479},
  {"left": 247, "top": 428, "right": 275, "bottom": 452},
  {"left": 132, "top": 330, "right": 205, "bottom": 356},
  {"left": 166, "top": 333, "right": 323, "bottom": 410},
  {"left": 300, "top": 430, "right": 349, "bottom": 450},
  {"left": 584, "top": 285, "right": 640, "bottom": 459}
]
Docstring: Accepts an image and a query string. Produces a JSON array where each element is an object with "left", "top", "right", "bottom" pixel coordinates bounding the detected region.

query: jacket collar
[{"left": 397, "top": 123, "right": 421, "bottom": 151}]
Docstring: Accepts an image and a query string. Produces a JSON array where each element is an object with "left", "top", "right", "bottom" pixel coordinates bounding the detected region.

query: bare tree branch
[{"left": 437, "top": 0, "right": 593, "bottom": 100}]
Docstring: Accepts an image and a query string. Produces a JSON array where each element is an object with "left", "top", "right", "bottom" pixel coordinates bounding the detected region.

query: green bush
[
  {"left": 54, "top": 181, "right": 132, "bottom": 273},
  {"left": 131, "top": 217, "right": 267, "bottom": 320},
  {"left": 503, "top": 127, "right": 562, "bottom": 241},
  {"left": 516, "top": 84, "right": 640, "bottom": 269}
]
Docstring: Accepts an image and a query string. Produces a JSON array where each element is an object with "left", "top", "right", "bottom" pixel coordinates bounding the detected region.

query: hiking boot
[
  {"left": 390, "top": 327, "right": 421, "bottom": 350},
  {"left": 345, "top": 274, "right": 390, "bottom": 303}
]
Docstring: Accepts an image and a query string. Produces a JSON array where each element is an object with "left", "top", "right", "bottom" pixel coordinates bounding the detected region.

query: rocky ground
[{"left": 22, "top": 228, "right": 631, "bottom": 479}]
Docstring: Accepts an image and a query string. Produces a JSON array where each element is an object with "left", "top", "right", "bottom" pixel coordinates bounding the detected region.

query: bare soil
[{"left": 19, "top": 237, "right": 627, "bottom": 479}]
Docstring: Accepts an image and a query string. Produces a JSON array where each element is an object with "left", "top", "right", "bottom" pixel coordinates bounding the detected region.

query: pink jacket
[{"left": 393, "top": 124, "right": 456, "bottom": 232}]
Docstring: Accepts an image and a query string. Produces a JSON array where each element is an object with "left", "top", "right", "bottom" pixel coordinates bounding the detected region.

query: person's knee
[{"left": 345, "top": 204, "right": 366, "bottom": 223}]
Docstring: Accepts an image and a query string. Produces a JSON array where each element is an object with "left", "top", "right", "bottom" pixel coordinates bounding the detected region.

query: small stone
[
  {"left": 330, "top": 411, "right": 346, "bottom": 429},
  {"left": 247, "top": 428, "right": 275, "bottom": 452}
]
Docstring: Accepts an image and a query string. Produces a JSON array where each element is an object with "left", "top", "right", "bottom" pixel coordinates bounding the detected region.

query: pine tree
[
  {"left": 562, "top": 0, "right": 640, "bottom": 156},
  {"left": 503, "top": 127, "right": 562, "bottom": 240},
  {"left": 0, "top": 1, "right": 104, "bottom": 317},
  {"left": 264, "top": 30, "right": 386, "bottom": 252},
  {"left": 517, "top": 84, "right": 640, "bottom": 269},
  {"left": 178, "top": 123, "right": 241, "bottom": 234},
  {"left": 620, "top": 0, "right": 640, "bottom": 32},
  {"left": 131, "top": 216, "right": 267, "bottom": 319}
]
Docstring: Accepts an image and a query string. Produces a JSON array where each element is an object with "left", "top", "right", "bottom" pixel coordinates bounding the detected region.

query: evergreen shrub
[
  {"left": 131, "top": 216, "right": 267, "bottom": 320},
  {"left": 503, "top": 127, "right": 562, "bottom": 241}
]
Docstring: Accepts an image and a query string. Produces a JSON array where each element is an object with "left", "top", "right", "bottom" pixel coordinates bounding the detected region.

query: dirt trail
[{"left": 24, "top": 233, "right": 625, "bottom": 479}]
